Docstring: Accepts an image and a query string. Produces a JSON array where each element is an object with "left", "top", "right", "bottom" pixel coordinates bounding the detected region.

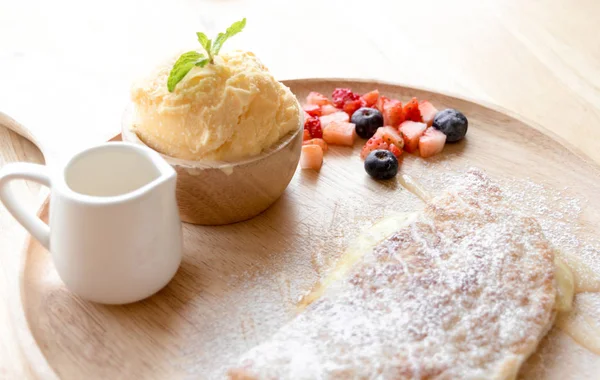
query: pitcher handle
[{"left": 0, "top": 163, "right": 51, "bottom": 249}]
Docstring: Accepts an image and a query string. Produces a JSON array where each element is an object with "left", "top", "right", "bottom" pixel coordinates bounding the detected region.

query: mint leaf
[
  {"left": 211, "top": 18, "right": 246, "bottom": 57},
  {"left": 167, "top": 51, "right": 209, "bottom": 92},
  {"left": 166, "top": 18, "right": 247, "bottom": 91},
  {"left": 196, "top": 32, "right": 212, "bottom": 56}
]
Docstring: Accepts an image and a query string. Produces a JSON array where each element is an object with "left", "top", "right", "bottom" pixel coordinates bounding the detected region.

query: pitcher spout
[
  {"left": 58, "top": 141, "right": 177, "bottom": 202},
  {"left": 144, "top": 145, "right": 177, "bottom": 181},
  {"left": 121, "top": 142, "right": 177, "bottom": 197}
]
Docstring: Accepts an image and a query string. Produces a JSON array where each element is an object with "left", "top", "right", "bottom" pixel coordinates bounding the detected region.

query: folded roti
[{"left": 229, "top": 169, "right": 557, "bottom": 380}]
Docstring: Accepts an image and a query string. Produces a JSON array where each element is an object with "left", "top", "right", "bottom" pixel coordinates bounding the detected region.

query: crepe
[{"left": 228, "top": 169, "right": 558, "bottom": 379}]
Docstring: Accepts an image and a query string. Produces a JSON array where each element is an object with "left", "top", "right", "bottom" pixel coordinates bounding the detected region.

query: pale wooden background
[{"left": 1, "top": 0, "right": 600, "bottom": 377}]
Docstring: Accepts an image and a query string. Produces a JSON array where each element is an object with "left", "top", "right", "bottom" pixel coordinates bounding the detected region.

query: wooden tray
[{"left": 10, "top": 79, "right": 600, "bottom": 379}]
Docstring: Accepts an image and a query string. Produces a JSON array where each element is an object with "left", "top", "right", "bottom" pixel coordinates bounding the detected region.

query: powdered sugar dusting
[
  {"left": 386, "top": 162, "right": 600, "bottom": 377},
  {"left": 407, "top": 161, "right": 600, "bottom": 292},
  {"left": 518, "top": 293, "right": 600, "bottom": 379},
  {"left": 227, "top": 170, "right": 558, "bottom": 379},
  {"left": 175, "top": 188, "right": 422, "bottom": 379},
  {"left": 178, "top": 163, "right": 599, "bottom": 379}
]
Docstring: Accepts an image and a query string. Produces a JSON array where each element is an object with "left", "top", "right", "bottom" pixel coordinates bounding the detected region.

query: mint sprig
[
  {"left": 196, "top": 32, "right": 212, "bottom": 55},
  {"left": 211, "top": 18, "right": 246, "bottom": 58},
  {"left": 167, "top": 18, "right": 246, "bottom": 92},
  {"left": 167, "top": 52, "right": 209, "bottom": 92}
]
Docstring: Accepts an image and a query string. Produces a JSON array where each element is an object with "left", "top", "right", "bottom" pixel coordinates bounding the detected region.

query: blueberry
[
  {"left": 432, "top": 109, "right": 468, "bottom": 142},
  {"left": 351, "top": 107, "right": 384, "bottom": 139},
  {"left": 364, "top": 150, "right": 398, "bottom": 180}
]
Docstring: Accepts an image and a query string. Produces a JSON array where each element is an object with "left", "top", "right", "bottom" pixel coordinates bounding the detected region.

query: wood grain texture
[
  {"left": 122, "top": 115, "right": 304, "bottom": 225},
  {"left": 12, "top": 80, "right": 600, "bottom": 379},
  {"left": 1, "top": 0, "right": 600, "bottom": 165},
  {"left": 2, "top": 0, "right": 600, "bottom": 377},
  {"left": 0, "top": 124, "right": 46, "bottom": 380}
]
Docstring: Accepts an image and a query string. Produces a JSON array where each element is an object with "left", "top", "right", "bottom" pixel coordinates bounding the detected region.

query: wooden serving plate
[{"left": 8, "top": 79, "right": 600, "bottom": 379}]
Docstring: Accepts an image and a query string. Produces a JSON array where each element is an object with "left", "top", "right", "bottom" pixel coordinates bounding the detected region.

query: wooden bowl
[{"left": 122, "top": 105, "right": 303, "bottom": 225}]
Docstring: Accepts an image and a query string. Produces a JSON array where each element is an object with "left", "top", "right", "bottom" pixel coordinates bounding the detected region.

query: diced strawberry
[
  {"left": 304, "top": 116, "right": 315, "bottom": 130},
  {"left": 322, "top": 121, "right": 357, "bottom": 146},
  {"left": 382, "top": 99, "right": 405, "bottom": 127},
  {"left": 399, "top": 121, "right": 427, "bottom": 153},
  {"left": 306, "top": 92, "right": 332, "bottom": 106},
  {"left": 320, "top": 111, "right": 350, "bottom": 128},
  {"left": 374, "top": 126, "right": 404, "bottom": 149},
  {"left": 303, "top": 129, "right": 311, "bottom": 141},
  {"left": 300, "top": 144, "right": 323, "bottom": 171},
  {"left": 304, "top": 116, "right": 323, "bottom": 138},
  {"left": 419, "top": 101, "right": 438, "bottom": 127},
  {"left": 389, "top": 144, "right": 403, "bottom": 158},
  {"left": 303, "top": 138, "right": 328, "bottom": 153},
  {"left": 332, "top": 88, "right": 360, "bottom": 109},
  {"left": 403, "top": 97, "right": 422, "bottom": 122},
  {"left": 309, "top": 124, "right": 322, "bottom": 139},
  {"left": 419, "top": 127, "right": 446, "bottom": 158},
  {"left": 320, "top": 104, "right": 339, "bottom": 116},
  {"left": 342, "top": 98, "right": 366, "bottom": 117},
  {"left": 361, "top": 90, "right": 380, "bottom": 107},
  {"left": 360, "top": 137, "right": 389, "bottom": 160},
  {"left": 375, "top": 95, "right": 389, "bottom": 113},
  {"left": 303, "top": 104, "right": 322, "bottom": 117}
]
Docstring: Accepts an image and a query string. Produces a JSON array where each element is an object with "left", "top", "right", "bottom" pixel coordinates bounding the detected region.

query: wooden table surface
[{"left": 1, "top": 0, "right": 599, "bottom": 377}]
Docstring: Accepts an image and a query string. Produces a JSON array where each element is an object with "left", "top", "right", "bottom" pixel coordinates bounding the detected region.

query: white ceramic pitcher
[{"left": 0, "top": 142, "right": 182, "bottom": 304}]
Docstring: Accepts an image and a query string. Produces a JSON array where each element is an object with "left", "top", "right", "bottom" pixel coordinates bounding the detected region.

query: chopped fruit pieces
[
  {"left": 303, "top": 104, "right": 322, "bottom": 117},
  {"left": 382, "top": 99, "right": 405, "bottom": 127},
  {"left": 300, "top": 144, "right": 323, "bottom": 171},
  {"left": 302, "top": 88, "right": 461, "bottom": 171},
  {"left": 304, "top": 116, "right": 323, "bottom": 138},
  {"left": 306, "top": 92, "right": 332, "bottom": 106},
  {"left": 320, "top": 111, "right": 350, "bottom": 128},
  {"left": 399, "top": 121, "right": 427, "bottom": 153},
  {"left": 342, "top": 99, "right": 366, "bottom": 117},
  {"left": 419, "top": 127, "right": 447, "bottom": 157},
  {"left": 360, "top": 136, "right": 389, "bottom": 160},
  {"left": 352, "top": 107, "right": 384, "bottom": 139},
  {"left": 433, "top": 108, "right": 468, "bottom": 142},
  {"left": 332, "top": 88, "right": 360, "bottom": 109},
  {"left": 322, "top": 121, "right": 357, "bottom": 146},
  {"left": 419, "top": 101, "right": 438, "bottom": 127},
  {"left": 303, "top": 129, "right": 311, "bottom": 141},
  {"left": 361, "top": 90, "right": 380, "bottom": 107},
  {"left": 303, "top": 138, "right": 328, "bottom": 153},
  {"left": 403, "top": 97, "right": 423, "bottom": 122},
  {"left": 373, "top": 96, "right": 405, "bottom": 127},
  {"left": 310, "top": 124, "right": 323, "bottom": 139},
  {"left": 360, "top": 129, "right": 404, "bottom": 160},
  {"left": 389, "top": 144, "right": 403, "bottom": 158},
  {"left": 364, "top": 150, "right": 398, "bottom": 180},
  {"left": 375, "top": 95, "right": 389, "bottom": 113},
  {"left": 374, "top": 126, "right": 404, "bottom": 149},
  {"left": 320, "top": 104, "right": 339, "bottom": 116}
]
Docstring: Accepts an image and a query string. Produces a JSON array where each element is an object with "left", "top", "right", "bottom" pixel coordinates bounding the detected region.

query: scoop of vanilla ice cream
[{"left": 130, "top": 51, "right": 300, "bottom": 161}]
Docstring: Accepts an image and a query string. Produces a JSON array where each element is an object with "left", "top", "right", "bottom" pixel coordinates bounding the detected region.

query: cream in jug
[{"left": 0, "top": 142, "right": 182, "bottom": 304}]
